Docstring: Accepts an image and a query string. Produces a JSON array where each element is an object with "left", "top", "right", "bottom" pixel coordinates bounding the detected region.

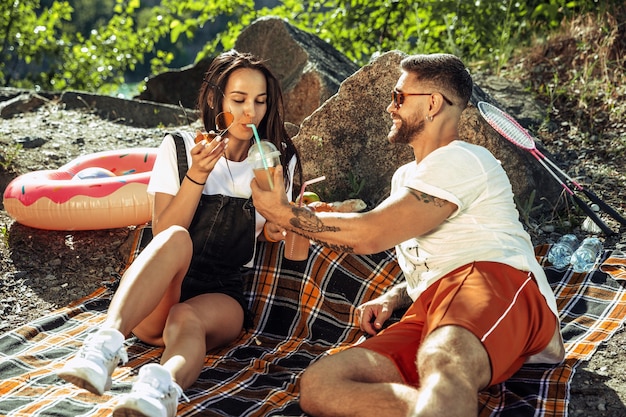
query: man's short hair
[{"left": 400, "top": 54, "right": 473, "bottom": 109}]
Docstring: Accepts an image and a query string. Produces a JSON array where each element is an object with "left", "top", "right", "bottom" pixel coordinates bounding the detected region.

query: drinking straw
[
  {"left": 298, "top": 176, "right": 326, "bottom": 207},
  {"left": 247, "top": 123, "right": 274, "bottom": 190}
]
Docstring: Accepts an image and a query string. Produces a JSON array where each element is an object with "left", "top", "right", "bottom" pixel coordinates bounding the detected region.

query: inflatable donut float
[{"left": 3, "top": 148, "right": 158, "bottom": 231}]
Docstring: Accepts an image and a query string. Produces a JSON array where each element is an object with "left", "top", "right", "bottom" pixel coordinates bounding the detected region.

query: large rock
[
  {"left": 234, "top": 16, "right": 360, "bottom": 125},
  {"left": 136, "top": 17, "right": 359, "bottom": 127},
  {"left": 60, "top": 91, "right": 197, "bottom": 128},
  {"left": 293, "top": 50, "right": 561, "bottom": 211},
  {"left": 136, "top": 58, "right": 213, "bottom": 110},
  {"left": 293, "top": 51, "right": 408, "bottom": 205},
  {"left": 0, "top": 88, "right": 196, "bottom": 128}
]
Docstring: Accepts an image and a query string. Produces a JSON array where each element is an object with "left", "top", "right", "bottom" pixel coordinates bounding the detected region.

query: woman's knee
[
  {"left": 160, "top": 225, "right": 192, "bottom": 251},
  {"left": 166, "top": 303, "right": 203, "bottom": 331},
  {"left": 145, "top": 226, "right": 193, "bottom": 269}
]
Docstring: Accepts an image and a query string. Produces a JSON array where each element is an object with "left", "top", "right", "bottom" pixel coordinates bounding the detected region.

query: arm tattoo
[
  {"left": 407, "top": 189, "right": 446, "bottom": 207},
  {"left": 287, "top": 206, "right": 356, "bottom": 253},
  {"left": 311, "top": 238, "right": 355, "bottom": 254},
  {"left": 289, "top": 206, "right": 339, "bottom": 233}
]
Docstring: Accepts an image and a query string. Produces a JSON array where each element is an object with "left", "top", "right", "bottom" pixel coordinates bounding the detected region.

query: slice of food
[
  {"left": 295, "top": 191, "right": 321, "bottom": 206},
  {"left": 307, "top": 198, "right": 367, "bottom": 213},
  {"left": 330, "top": 199, "right": 367, "bottom": 212},
  {"left": 194, "top": 131, "right": 219, "bottom": 144}
]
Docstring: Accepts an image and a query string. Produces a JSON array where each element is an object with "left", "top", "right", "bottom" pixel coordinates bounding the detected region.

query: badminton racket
[{"left": 477, "top": 101, "right": 623, "bottom": 236}]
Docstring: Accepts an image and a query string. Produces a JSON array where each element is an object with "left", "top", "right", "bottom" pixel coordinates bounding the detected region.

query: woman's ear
[{"left": 207, "top": 91, "right": 215, "bottom": 110}]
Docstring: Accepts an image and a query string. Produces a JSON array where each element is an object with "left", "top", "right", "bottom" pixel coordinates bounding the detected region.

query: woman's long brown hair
[{"left": 197, "top": 49, "right": 302, "bottom": 193}]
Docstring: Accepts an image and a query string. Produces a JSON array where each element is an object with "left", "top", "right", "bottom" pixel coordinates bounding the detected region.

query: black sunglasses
[{"left": 392, "top": 90, "right": 453, "bottom": 109}]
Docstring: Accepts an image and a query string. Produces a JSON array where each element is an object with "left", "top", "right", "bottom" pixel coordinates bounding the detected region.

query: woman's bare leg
[
  {"left": 159, "top": 293, "right": 245, "bottom": 389},
  {"left": 103, "top": 225, "right": 192, "bottom": 340},
  {"left": 58, "top": 226, "right": 193, "bottom": 395}
]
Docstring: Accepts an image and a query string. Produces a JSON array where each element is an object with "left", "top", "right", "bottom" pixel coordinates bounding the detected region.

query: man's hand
[
  {"left": 250, "top": 165, "right": 291, "bottom": 224},
  {"left": 357, "top": 297, "right": 394, "bottom": 336}
]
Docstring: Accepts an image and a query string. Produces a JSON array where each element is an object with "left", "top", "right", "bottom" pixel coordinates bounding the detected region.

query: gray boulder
[
  {"left": 0, "top": 88, "right": 196, "bottom": 128},
  {"left": 293, "top": 50, "right": 561, "bottom": 212},
  {"left": 136, "top": 16, "right": 359, "bottom": 127},
  {"left": 136, "top": 58, "right": 213, "bottom": 110},
  {"left": 234, "top": 16, "right": 360, "bottom": 125},
  {"left": 293, "top": 51, "right": 408, "bottom": 206}
]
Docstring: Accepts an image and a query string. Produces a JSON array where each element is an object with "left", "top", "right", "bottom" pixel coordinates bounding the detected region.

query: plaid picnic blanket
[{"left": 1, "top": 226, "right": 625, "bottom": 417}]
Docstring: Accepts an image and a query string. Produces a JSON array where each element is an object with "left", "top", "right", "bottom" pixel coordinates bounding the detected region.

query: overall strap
[{"left": 170, "top": 132, "right": 188, "bottom": 185}]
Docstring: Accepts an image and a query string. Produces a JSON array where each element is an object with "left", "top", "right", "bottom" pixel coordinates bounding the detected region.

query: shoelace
[
  {"left": 174, "top": 382, "right": 190, "bottom": 403},
  {"left": 79, "top": 334, "right": 128, "bottom": 365},
  {"left": 132, "top": 377, "right": 189, "bottom": 403}
]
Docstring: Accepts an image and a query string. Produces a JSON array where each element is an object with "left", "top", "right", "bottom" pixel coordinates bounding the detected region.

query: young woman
[{"left": 58, "top": 50, "right": 301, "bottom": 417}]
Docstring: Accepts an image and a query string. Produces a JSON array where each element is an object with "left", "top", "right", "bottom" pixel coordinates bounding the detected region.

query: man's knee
[
  {"left": 418, "top": 325, "right": 491, "bottom": 390},
  {"left": 299, "top": 359, "right": 328, "bottom": 414}
]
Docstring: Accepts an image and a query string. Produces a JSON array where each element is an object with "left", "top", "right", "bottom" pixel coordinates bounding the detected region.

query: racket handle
[
  {"left": 571, "top": 193, "right": 615, "bottom": 236},
  {"left": 580, "top": 188, "right": 626, "bottom": 226}
]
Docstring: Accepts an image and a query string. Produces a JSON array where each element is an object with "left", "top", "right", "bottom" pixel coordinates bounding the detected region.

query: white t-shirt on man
[{"left": 392, "top": 140, "right": 558, "bottom": 317}]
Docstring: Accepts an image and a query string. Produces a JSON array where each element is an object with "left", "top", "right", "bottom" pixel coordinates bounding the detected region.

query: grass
[
  {"left": 0, "top": 224, "right": 8, "bottom": 248},
  {"left": 0, "top": 144, "right": 22, "bottom": 171},
  {"left": 509, "top": 6, "right": 626, "bottom": 139}
]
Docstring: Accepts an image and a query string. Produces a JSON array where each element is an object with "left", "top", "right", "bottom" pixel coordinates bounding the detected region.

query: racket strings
[
  {"left": 478, "top": 103, "right": 536, "bottom": 149},
  {"left": 488, "top": 119, "right": 534, "bottom": 149}
]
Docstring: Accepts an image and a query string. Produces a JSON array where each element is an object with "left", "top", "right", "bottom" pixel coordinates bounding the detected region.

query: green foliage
[
  {"left": 0, "top": 143, "right": 22, "bottom": 171},
  {"left": 347, "top": 171, "right": 365, "bottom": 199},
  {"left": 0, "top": 224, "right": 8, "bottom": 248},
  {"left": 1, "top": 0, "right": 163, "bottom": 91},
  {"left": 515, "top": 189, "right": 543, "bottom": 229},
  {"left": 205, "top": 0, "right": 602, "bottom": 69},
  {"left": 150, "top": 0, "right": 255, "bottom": 64},
  {"left": 0, "top": 0, "right": 72, "bottom": 86},
  {"left": 0, "top": 0, "right": 620, "bottom": 92}
]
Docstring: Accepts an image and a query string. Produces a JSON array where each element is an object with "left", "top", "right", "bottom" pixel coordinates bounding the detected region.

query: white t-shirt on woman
[{"left": 147, "top": 131, "right": 297, "bottom": 266}]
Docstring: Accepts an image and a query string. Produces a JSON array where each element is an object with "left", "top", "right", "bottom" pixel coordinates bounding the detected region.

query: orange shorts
[{"left": 356, "top": 261, "right": 557, "bottom": 387}]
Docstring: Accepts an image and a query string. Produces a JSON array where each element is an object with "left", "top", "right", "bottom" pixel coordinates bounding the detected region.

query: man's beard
[{"left": 389, "top": 115, "right": 426, "bottom": 145}]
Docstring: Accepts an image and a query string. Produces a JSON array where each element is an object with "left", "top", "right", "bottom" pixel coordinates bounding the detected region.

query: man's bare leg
[
  {"left": 299, "top": 325, "right": 491, "bottom": 417},
  {"left": 411, "top": 325, "right": 491, "bottom": 417},
  {"left": 300, "top": 347, "right": 417, "bottom": 417}
]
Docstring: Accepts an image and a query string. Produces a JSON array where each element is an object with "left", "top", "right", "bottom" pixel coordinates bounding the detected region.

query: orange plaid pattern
[{"left": 1, "top": 231, "right": 625, "bottom": 417}]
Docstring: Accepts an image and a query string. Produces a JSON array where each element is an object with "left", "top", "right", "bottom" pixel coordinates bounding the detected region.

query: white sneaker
[
  {"left": 57, "top": 328, "right": 127, "bottom": 395},
  {"left": 112, "top": 363, "right": 182, "bottom": 417}
]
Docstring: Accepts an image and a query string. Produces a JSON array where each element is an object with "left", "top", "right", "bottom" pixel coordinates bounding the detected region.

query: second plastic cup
[
  {"left": 247, "top": 141, "right": 281, "bottom": 191},
  {"left": 284, "top": 231, "right": 310, "bottom": 261}
]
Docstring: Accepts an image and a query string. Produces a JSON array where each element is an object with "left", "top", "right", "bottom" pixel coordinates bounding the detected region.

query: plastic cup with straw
[
  {"left": 247, "top": 123, "right": 274, "bottom": 190},
  {"left": 285, "top": 175, "right": 326, "bottom": 261}
]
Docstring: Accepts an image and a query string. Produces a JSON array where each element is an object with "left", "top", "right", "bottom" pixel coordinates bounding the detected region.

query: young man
[{"left": 251, "top": 53, "right": 564, "bottom": 417}]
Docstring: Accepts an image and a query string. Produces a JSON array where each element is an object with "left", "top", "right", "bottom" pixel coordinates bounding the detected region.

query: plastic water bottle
[
  {"left": 570, "top": 237, "right": 604, "bottom": 273},
  {"left": 547, "top": 234, "right": 579, "bottom": 269}
]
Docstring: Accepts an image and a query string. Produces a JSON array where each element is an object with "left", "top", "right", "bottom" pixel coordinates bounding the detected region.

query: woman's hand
[
  {"left": 188, "top": 134, "right": 228, "bottom": 181},
  {"left": 263, "top": 221, "right": 287, "bottom": 242}
]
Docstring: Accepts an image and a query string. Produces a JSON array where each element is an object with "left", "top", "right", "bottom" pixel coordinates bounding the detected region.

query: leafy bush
[{"left": 0, "top": 0, "right": 621, "bottom": 93}]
